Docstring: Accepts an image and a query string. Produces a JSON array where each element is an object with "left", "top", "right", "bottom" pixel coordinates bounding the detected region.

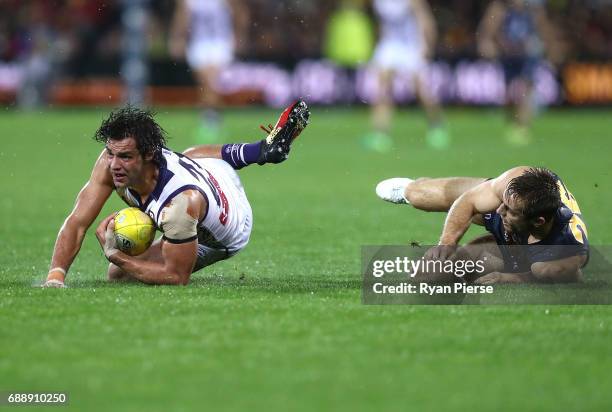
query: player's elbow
[
  {"left": 530, "top": 263, "right": 557, "bottom": 282},
  {"left": 165, "top": 270, "right": 191, "bottom": 286},
  {"left": 531, "top": 262, "right": 581, "bottom": 283},
  {"left": 176, "top": 275, "right": 190, "bottom": 286}
]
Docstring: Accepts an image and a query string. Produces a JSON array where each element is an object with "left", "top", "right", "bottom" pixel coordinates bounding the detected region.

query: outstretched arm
[
  {"left": 44, "top": 152, "right": 114, "bottom": 287},
  {"left": 475, "top": 254, "right": 586, "bottom": 284},
  {"left": 439, "top": 167, "right": 529, "bottom": 246},
  {"left": 531, "top": 254, "right": 585, "bottom": 283},
  {"left": 438, "top": 180, "right": 501, "bottom": 246}
]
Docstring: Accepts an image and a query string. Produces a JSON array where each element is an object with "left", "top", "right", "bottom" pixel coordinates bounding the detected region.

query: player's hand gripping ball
[{"left": 113, "top": 208, "right": 155, "bottom": 256}]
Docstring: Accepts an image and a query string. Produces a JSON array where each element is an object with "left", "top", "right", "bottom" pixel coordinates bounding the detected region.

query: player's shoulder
[
  {"left": 489, "top": 166, "right": 530, "bottom": 194},
  {"left": 90, "top": 149, "right": 114, "bottom": 187},
  {"left": 502, "top": 166, "right": 531, "bottom": 180},
  {"left": 159, "top": 189, "right": 206, "bottom": 243},
  {"left": 160, "top": 189, "right": 207, "bottom": 224}
]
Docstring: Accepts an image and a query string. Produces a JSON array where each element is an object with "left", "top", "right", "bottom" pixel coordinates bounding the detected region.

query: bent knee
[{"left": 182, "top": 147, "right": 197, "bottom": 157}]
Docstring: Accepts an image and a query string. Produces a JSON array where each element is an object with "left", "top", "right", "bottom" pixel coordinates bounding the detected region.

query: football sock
[{"left": 221, "top": 141, "right": 263, "bottom": 170}]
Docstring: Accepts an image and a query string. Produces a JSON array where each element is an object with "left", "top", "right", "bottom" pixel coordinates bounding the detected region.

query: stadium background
[
  {"left": 1, "top": 0, "right": 611, "bottom": 106},
  {"left": 1, "top": 1, "right": 612, "bottom": 411}
]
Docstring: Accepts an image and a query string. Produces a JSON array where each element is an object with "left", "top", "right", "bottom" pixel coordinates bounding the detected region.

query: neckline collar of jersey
[{"left": 125, "top": 155, "right": 171, "bottom": 210}]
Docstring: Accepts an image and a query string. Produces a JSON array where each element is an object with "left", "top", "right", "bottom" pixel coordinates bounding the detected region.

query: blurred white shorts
[
  {"left": 372, "top": 41, "right": 426, "bottom": 75},
  {"left": 186, "top": 40, "right": 234, "bottom": 70}
]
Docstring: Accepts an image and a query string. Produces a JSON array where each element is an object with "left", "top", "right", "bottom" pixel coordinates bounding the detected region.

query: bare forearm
[
  {"left": 439, "top": 199, "right": 474, "bottom": 245},
  {"left": 50, "top": 219, "right": 87, "bottom": 275},
  {"left": 499, "top": 272, "right": 535, "bottom": 283},
  {"left": 504, "top": 271, "right": 576, "bottom": 283},
  {"left": 511, "top": 270, "right": 581, "bottom": 283},
  {"left": 475, "top": 271, "right": 535, "bottom": 284},
  {"left": 531, "top": 259, "right": 583, "bottom": 283},
  {"left": 108, "top": 252, "right": 187, "bottom": 285},
  {"left": 506, "top": 269, "right": 578, "bottom": 284},
  {"left": 476, "top": 266, "right": 581, "bottom": 285}
]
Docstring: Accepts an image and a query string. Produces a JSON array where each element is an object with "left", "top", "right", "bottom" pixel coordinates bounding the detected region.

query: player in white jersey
[
  {"left": 366, "top": 0, "right": 449, "bottom": 151},
  {"left": 115, "top": 152, "right": 252, "bottom": 272},
  {"left": 169, "top": 0, "right": 246, "bottom": 142},
  {"left": 42, "top": 101, "right": 310, "bottom": 287}
]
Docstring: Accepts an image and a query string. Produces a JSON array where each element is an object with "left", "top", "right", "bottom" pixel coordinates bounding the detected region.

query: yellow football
[{"left": 113, "top": 207, "right": 156, "bottom": 256}]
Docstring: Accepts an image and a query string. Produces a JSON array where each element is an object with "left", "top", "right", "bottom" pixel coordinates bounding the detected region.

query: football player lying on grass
[
  {"left": 43, "top": 102, "right": 310, "bottom": 287},
  {"left": 376, "top": 167, "right": 589, "bottom": 284}
]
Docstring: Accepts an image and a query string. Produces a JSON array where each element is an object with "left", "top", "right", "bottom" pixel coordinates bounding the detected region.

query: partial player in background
[
  {"left": 365, "top": 0, "right": 448, "bottom": 152},
  {"left": 477, "top": 0, "right": 562, "bottom": 145},
  {"left": 169, "top": 0, "right": 247, "bottom": 143},
  {"left": 43, "top": 101, "right": 310, "bottom": 287},
  {"left": 376, "top": 167, "right": 588, "bottom": 284},
  {"left": 323, "top": 0, "right": 375, "bottom": 103}
]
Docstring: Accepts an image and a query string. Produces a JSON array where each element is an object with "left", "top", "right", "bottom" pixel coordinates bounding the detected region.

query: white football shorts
[
  {"left": 186, "top": 40, "right": 234, "bottom": 70},
  {"left": 372, "top": 40, "right": 426, "bottom": 75}
]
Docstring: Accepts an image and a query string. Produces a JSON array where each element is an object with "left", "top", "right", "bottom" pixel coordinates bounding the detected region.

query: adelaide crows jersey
[{"left": 484, "top": 177, "right": 588, "bottom": 272}]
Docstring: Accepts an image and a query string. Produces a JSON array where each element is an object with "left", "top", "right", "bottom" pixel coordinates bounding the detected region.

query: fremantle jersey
[
  {"left": 186, "top": 0, "right": 233, "bottom": 44},
  {"left": 484, "top": 177, "right": 589, "bottom": 272},
  {"left": 116, "top": 149, "right": 251, "bottom": 252},
  {"left": 374, "top": 0, "right": 423, "bottom": 47}
]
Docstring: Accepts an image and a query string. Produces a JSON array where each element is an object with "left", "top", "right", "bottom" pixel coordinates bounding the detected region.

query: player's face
[
  {"left": 497, "top": 191, "right": 531, "bottom": 234},
  {"left": 105, "top": 138, "right": 146, "bottom": 188}
]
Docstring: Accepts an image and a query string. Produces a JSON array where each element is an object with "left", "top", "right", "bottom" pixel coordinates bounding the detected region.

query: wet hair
[
  {"left": 94, "top": 106, "right": 168, "bottom": 164},
  {"left": 506, "top": 167, "right": 562, "bottom": 220}
]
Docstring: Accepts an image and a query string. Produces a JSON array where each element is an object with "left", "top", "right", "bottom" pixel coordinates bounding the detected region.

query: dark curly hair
[
  {"left": 506, "top": 167, "right": 562, "bottom": 220},
  {"left": 94, "top": 106, "right": 168, "bottom": 164}
]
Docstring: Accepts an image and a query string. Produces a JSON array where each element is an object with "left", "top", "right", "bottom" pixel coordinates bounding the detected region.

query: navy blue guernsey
[
  {"left": 483, "top": 177, "right": 589, "bottom": 273},
  {"left": 501, "top": 8, "right": 539, "bottom": 57}
]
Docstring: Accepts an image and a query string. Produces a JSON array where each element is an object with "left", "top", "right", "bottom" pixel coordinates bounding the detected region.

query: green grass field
[{"left": 1, "top": 107, "right": 611, "bottom": 411}]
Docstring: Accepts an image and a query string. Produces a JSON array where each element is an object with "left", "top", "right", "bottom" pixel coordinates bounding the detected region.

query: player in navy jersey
[
  {"left": 376, "top": 167, "right": 588, "bottom": 284},
  {"left": 43, "top": 101, "right": 309, "bottom": 287},
  {"left": 365, "top": 0, "right": 449, "bottom": 151},
  {"left": 478, "top": 0, "right": 561, "bottom": 145}
]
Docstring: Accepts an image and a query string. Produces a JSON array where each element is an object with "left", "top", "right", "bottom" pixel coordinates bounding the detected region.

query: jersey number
[
  {"left": 557, "top": 181, "right": 587, "bottom": 244},
  {"left": 178, "top": 157, "right": 229, "bottom": 225}
]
